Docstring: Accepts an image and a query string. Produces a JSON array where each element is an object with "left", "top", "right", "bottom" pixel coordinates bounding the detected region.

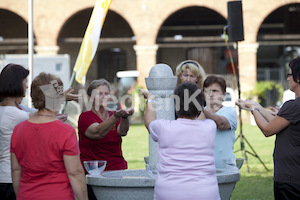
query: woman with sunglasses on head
[
  {"left": 236, "top": 57, "right": 300, "bottom": 200},
  {"left": 175, "top": 60, "right": 206, "bottom": 119},
  {"left": 175, "top": 60, "right": 206, "bottom": 89}
]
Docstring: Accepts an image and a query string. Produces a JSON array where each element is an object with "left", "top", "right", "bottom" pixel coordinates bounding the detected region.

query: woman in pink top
[
  {"left": 10, "top": 73, "right": 88, "bottom": 200},
  {"left": 139, "top": 82, "right": 220, "bottom": 200}
]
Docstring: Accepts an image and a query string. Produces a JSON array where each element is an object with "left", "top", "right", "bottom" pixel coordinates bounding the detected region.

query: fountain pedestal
[{"left": 87, "top": 168, "right": 239, "bottom": 200}]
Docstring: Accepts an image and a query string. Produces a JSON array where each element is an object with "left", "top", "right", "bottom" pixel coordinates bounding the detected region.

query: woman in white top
[{"left": 0, "top": 64, "right": 30, "bottom": 200}]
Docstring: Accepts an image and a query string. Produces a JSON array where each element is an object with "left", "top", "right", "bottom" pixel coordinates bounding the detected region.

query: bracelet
[
  {"left": 146, "top": 99, "right": 155, "bottom": 104},
  {"left": 251, "top": 107, "right": 259, "bottom": 114}
]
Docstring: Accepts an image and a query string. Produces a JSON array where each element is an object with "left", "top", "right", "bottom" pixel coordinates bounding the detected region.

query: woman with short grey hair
[{"left": 78, "top": 78, "right": 134, "bottom": 200}]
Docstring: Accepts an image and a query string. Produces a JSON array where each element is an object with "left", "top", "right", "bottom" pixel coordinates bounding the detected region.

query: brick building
[{"left": 1, "top": 0, "right": 300, "bottom": 93}]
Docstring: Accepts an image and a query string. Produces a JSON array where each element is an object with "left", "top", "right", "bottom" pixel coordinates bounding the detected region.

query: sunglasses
[{"left": 287, "top": 73, "right": 293, "bottom": 78}]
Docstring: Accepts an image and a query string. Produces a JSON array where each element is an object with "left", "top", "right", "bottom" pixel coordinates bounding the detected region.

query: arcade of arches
[{"left": 1, "top": 0, "right": 300, "bottom": 95}]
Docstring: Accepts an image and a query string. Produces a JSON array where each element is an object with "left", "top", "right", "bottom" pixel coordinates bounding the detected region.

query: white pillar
[
  {"left": 145, "top": 64, "right": 177, "bottom": 172},
  {"left": 238, "top": 42, "right": 259, "bottom": 93},
  {"left": 133, "top": 44, "right": 158, "bottom": 87}
]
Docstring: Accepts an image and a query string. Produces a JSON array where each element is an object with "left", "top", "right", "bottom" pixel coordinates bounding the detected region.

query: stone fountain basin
[{"left": 86, "top": 169, "right": 239, "bottom": 200}]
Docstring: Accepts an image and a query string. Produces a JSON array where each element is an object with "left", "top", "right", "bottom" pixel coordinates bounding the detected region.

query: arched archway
[
  {"left": 97, "top": 48, "right": 127, "bottom": 83},
  {"left": 0, "top": 9, "right": 35, "bottom": 54},
  {"left": 57, "top": 9, "right": 136, "bottom": 85},
  {"left": 257, "top": 3, "right": 300, "bottom": 88},
  {"left": 156, "top": 6, "right": 234, "bottom": 86}
]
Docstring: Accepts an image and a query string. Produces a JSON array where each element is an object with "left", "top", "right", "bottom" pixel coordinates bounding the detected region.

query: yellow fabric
[{"left": 74, "top": 0, "right": 112, "bottom": 85}]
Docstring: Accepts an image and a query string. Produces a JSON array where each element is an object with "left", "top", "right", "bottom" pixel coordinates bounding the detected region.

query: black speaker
[{"left": 227, "top": 1, "right": 244, "bottom": 42}]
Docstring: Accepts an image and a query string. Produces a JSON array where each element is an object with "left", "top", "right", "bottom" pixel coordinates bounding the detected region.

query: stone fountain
[{"left": 86, "top": 64, "right": 240, "bottom": 200}]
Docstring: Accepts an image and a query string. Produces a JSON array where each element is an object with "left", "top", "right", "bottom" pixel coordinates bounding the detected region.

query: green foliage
[
  {"left": 128, "top": 84, "right": 146, "bottom": 117},
  {"left": 122, "top": 124, "right": 149, "bottom": 168},
  {"left": 245, "top": 81, "right": 283, "bottom": 105}
]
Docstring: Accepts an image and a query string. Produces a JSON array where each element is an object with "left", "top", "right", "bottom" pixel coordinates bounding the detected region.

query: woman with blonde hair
[
  {"left": 175, "top": 60, "right": 206, "bottom": 89},
  {"left": 175, "top": 60, "right": 206, "bottom": 119}
]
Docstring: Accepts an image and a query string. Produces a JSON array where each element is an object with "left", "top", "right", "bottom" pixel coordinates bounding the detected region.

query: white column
[
  {"left": 238, "top": 42, "right": 259, "bottom": 93},
  {"left": 133, "top": 44, "right": 158, "bottom": 87}
]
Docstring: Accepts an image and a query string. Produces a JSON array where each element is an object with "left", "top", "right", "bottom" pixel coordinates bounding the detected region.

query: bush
[
  {"left": 245, "top": 81, "right": 283, "bottom": 107},
  {"left": 128, "top": 84, "right": 145, "bottom": 117}
]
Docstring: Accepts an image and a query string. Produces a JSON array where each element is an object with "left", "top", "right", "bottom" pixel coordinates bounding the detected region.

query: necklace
[{"left": 34, "top": 113, "right": 57, "bottom": 118}]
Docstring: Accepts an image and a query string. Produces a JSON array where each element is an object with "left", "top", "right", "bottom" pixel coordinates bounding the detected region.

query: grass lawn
[{"left": 122, "top": 122, "right": 275, "bottom": 200}]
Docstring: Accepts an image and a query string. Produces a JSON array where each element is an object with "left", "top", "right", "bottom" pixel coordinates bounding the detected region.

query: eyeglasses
[{"left": 287, "top": 73, "right": 293, "bottom": 78}]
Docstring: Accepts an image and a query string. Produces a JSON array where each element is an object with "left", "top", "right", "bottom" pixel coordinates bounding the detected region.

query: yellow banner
[{"left": 74, "top": 0, "right": 112, "bottom": 85}]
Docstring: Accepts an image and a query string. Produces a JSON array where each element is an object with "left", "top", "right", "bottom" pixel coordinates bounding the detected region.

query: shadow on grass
[{"left": 231, "top": 174, "right": 274, "bottom": 200}]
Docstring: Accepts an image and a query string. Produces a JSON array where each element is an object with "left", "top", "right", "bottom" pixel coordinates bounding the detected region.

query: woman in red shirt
[
  {"left": 78, "top": 78, "right": 134, "bottom": 199},
  {"left": 11, "top": 73, "right": 88, "bottom": 200}
]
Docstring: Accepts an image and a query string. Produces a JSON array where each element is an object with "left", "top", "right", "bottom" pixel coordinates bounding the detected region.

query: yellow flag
[{"left": 74, "top": 0, "right": 112, "bottom": 85}]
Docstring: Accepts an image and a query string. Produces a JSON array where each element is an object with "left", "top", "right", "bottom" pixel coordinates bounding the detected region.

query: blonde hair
[{"left": 175, "top": 60, "right": 206, "bottom": 89}]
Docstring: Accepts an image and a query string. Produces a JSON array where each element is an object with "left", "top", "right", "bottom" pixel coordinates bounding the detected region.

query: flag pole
[
  {"left": 60, "top": 0, "right": 112, "bottom": 113},
  {"left": 28, "top": 0, "right": 33, "bottom": 108}
]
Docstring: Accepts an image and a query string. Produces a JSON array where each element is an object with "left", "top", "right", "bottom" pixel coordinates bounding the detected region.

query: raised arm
[
  {"left": 203, "top": 109, "right": 231, "bottom": 130},
  {"left": 139, "top": 89, "right": 156, "bottom": 130},
  {"left": 236, "top": 99, "right": 290, "bottom": 137},
  {"left": 84, "top": 114, "right": 121, "bottom": 140},
  {"left": 64, "top": 88, "right": 82, "bottom": 101},
  {"left": 246, "top": 99, "right": 275, "bottom": 122},
  {"left": 84, "top": 108, "right": 135, "bottom": 139},
  {"left": 117, "top": 108, "right": 134, "bottom": 136}
]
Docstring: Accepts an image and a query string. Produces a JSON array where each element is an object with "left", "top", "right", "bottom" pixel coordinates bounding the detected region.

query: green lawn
[{"left": 122, "top": 122, "right": 275, "bottom": 200}]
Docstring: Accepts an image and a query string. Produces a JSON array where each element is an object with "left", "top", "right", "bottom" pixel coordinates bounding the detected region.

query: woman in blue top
[{"left": 203, "top": 75, "right": 238, "bottom": 168}]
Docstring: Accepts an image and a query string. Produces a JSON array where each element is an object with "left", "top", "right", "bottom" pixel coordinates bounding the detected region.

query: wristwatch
[{"left": 251, "top": 107, "right": 259, "bottom": 114}]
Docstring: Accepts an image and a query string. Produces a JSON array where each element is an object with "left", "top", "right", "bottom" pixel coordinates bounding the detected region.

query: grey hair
[{"left": 87, "top": 78, "right": 111, "bottom": 96}]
